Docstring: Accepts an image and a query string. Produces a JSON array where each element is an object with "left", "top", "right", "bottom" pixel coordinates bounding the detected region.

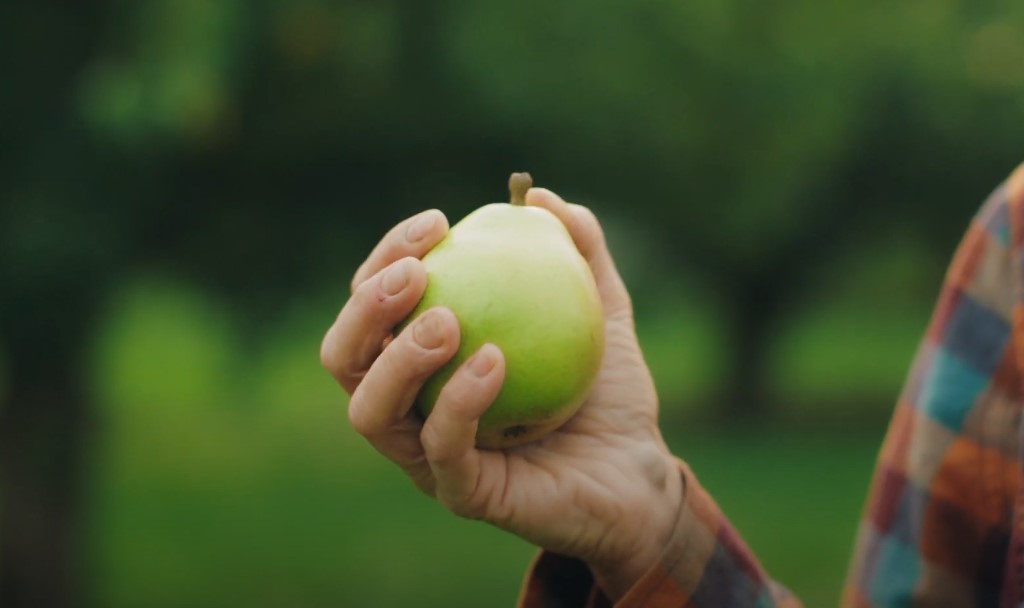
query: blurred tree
[
  {"left": 446, "top": 0, "right": 1024, "bottom": 416},
  {"left": 2, "top": 2, "right": 527, "bottom": 602},
  {"left": 2, "top": 0, "right": 1022, "bottom": 604},
  {"left": 1, "top": 2, "right": 109, "bottom": 605}
]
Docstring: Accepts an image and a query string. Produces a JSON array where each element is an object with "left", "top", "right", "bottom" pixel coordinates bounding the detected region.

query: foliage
[
  {"left": 2, "top": 0, "right": 1023, "bottom": 605},
  {"left": 88, "top": 280, "right": 876, "bottom": 607}
]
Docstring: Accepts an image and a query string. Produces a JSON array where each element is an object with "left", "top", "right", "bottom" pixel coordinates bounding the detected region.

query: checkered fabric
[
  {"left": 844, "top": 165, "right": 1024, "bottom": 607},
  {"left": 518, "top": 163, "right": 1024, "bottom": 607}
]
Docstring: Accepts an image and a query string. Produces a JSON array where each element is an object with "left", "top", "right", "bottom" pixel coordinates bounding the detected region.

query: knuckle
[
  {"left": 387, "top": 335, "right": 431, "bottom": 376},
  {"left": 430, "top": 449, "right": 460, "bottom": 470},
  {"left": 322, "top": 334, "right": 363, "bottom": 385},
  {"left": 436, "top": 377, "right": 479, "bottom": 419},
  {"left": 443, "top": 496, "right": 476, "bottom": 520},
  {"left": 409, "top": 469, "right": 437, "bottom": 498},
  {"left": 609, "top": 299, "right": 635, "bottom": 323},
  {"left": 437, "top": 489, "right": 483, "bottom": 520},
  {"left": 419, "top": 420, "right": 451, "bottom": 462},
  {"left": 573, "top": 203, "right": 599, "bottom": 223},
  {"left": 347, "top": 395, "right": 368, "bottom": 434},
  {"left": 350, "top": 263, "right": 369, "bottom": 294},
  {"left": 347, "top": 394, "right": 379, "bottom": 437},
  {"left": 572, "top": 204, "right": 606, "bottom": 242},
  {"left": 319, "top": 330, "right": 360, "bottom": 387},
  {"left": 319, "top": 334, "right": 337, "bottom": 372},
  {"left": 420, "top": 423, "right": 469, "bottom": 472},
  {"left": 396, "top": 321, "right": 456, "bottom": 367},
  {"left": 353, "top": 269, "right": 382, "bottom": 300}
]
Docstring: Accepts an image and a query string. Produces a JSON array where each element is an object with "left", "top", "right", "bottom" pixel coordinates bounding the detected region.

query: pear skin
[{"left": 405, "top": 173, "right": 605, "bottom": 449}]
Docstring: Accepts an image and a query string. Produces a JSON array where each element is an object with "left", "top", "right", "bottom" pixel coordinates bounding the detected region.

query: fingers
[
  {"left": 348, "top": 307, "right": 460, "bottom": 437},
  {"left": 351, "top": 209, "right": 449, "bottom": 292},
  {"left": 526, "top": 188, "right": 632, "bottom": 318},
  {"left": 346, "top": 307, "right": 461, "bottom": 490},
  {"left": 323, "top": 209, "right": 448, "bottom": 392},
  {"left": 320, "top": 257, "right": 428, "bottom": 393},
  {"left": 420, "top": 344, "right": 506, "bottom": 518}
]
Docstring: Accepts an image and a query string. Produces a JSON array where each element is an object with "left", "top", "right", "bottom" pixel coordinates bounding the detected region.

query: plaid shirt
[{"left": 518, "top": 163, "right": 1024, "bottom": 607}]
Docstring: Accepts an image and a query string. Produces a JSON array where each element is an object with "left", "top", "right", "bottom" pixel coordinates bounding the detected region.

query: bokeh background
[{"left": 3, "top": 1, "right": 1024, "bottom": 606}]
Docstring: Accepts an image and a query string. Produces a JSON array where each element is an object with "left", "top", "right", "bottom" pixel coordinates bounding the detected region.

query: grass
[
  {"left": 670, "top": 425, "right": 882, "bottom": 607},
  {"left": 88, "top": 400, "right": 537, "bottom": 608},
  {"left": 84, "top": 276, "right": 899, "bottom": 607},
  {"left": 88, "top": 410, "right": 882, "bottom": 607}
]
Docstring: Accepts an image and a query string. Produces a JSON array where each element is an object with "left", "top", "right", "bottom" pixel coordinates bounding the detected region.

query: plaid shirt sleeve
[
  {"left": 518, "top": 163, "right": 1024, "bottom": 607},
  {"left": 842, "top": 163, "right": 1024, "bottom": 606},
  {"left": 517, "top": 460, "right": 802, "bottom": 607}
]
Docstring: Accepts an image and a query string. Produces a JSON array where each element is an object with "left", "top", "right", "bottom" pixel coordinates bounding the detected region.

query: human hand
[{"left": 320, "top": 188, "right": 683, "bottom": 600}]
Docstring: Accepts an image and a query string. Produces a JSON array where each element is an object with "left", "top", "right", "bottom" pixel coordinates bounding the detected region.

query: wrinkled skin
[{"left": 320, "top": 187, "right": 682, "bottom": 600}]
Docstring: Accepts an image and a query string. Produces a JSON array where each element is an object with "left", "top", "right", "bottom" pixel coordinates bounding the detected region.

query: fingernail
[
  {"left": 381, "top": 262, "right": 410, "bottom": 296},
  {"left": 413, "top": 312, "right": 446, "bottom": 349},
  {"left": 406, "top": 212, "right": 437, "bottom": 243},
  {"left": 469, "top": 346, "right": 496, "bottom": 377}
]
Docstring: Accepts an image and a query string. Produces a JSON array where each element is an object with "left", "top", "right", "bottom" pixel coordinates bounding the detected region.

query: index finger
[
  {"left": 351, "top": 209, "right": 449, "bottom": 292},
  {"left": 525, "top": 188, "right": 632, "bottom": 319}
]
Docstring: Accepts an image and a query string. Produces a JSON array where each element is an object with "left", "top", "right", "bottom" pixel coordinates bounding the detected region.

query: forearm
[
  {"left": 520, "top": 460, "right": 801, "bottom": 608},
  {"left": 587, "top": 451, "right": 685, "bottom": 601}
]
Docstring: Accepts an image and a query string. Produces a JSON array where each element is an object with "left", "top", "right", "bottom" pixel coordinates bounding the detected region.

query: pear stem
[{"left": 509, "top": 172, "right": 532, "bottom": 206}]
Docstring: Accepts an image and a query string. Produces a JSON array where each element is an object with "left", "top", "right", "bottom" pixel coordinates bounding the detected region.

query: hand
[{"left": 320, "top": 188, "right": 683, "bottom": 600}]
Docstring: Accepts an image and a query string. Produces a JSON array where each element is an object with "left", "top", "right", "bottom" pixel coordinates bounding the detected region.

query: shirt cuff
[{"left": 518, "top": 460, "right": 801, "bottom": 608}]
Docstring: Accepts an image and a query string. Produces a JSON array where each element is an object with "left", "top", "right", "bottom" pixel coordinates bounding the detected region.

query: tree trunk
[
  {"left": 1, "top": 385, "right": 91, "bottom": 608},
  {"left": 0, "top": 299, "right": 93, "bottom": 607},
  {"left": 719, "top": 276, "right": 786, "bottom": 423}
]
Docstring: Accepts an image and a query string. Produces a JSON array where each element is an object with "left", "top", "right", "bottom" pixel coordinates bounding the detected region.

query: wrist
[{"left": 587, "top": 453, "right": 685, "bottom": 601}]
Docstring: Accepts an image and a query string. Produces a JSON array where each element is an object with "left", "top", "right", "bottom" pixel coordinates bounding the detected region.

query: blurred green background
[{"left": 2, "top": 1, "right": 1024, "bottom": 607}]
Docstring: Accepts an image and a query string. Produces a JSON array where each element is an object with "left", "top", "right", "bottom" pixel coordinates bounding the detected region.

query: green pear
[{"left": 404, "top": 173, "right": 605, "bottom": 449}]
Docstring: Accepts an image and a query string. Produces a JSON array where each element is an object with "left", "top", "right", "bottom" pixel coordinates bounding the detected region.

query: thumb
[{"left": 420, "top": 344, "right": 506, "bottom": 518}]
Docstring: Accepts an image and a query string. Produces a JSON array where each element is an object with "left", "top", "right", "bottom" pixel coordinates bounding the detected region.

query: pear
[{"left": 404, "top": 173, "right": 605, "bottom": 449}]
